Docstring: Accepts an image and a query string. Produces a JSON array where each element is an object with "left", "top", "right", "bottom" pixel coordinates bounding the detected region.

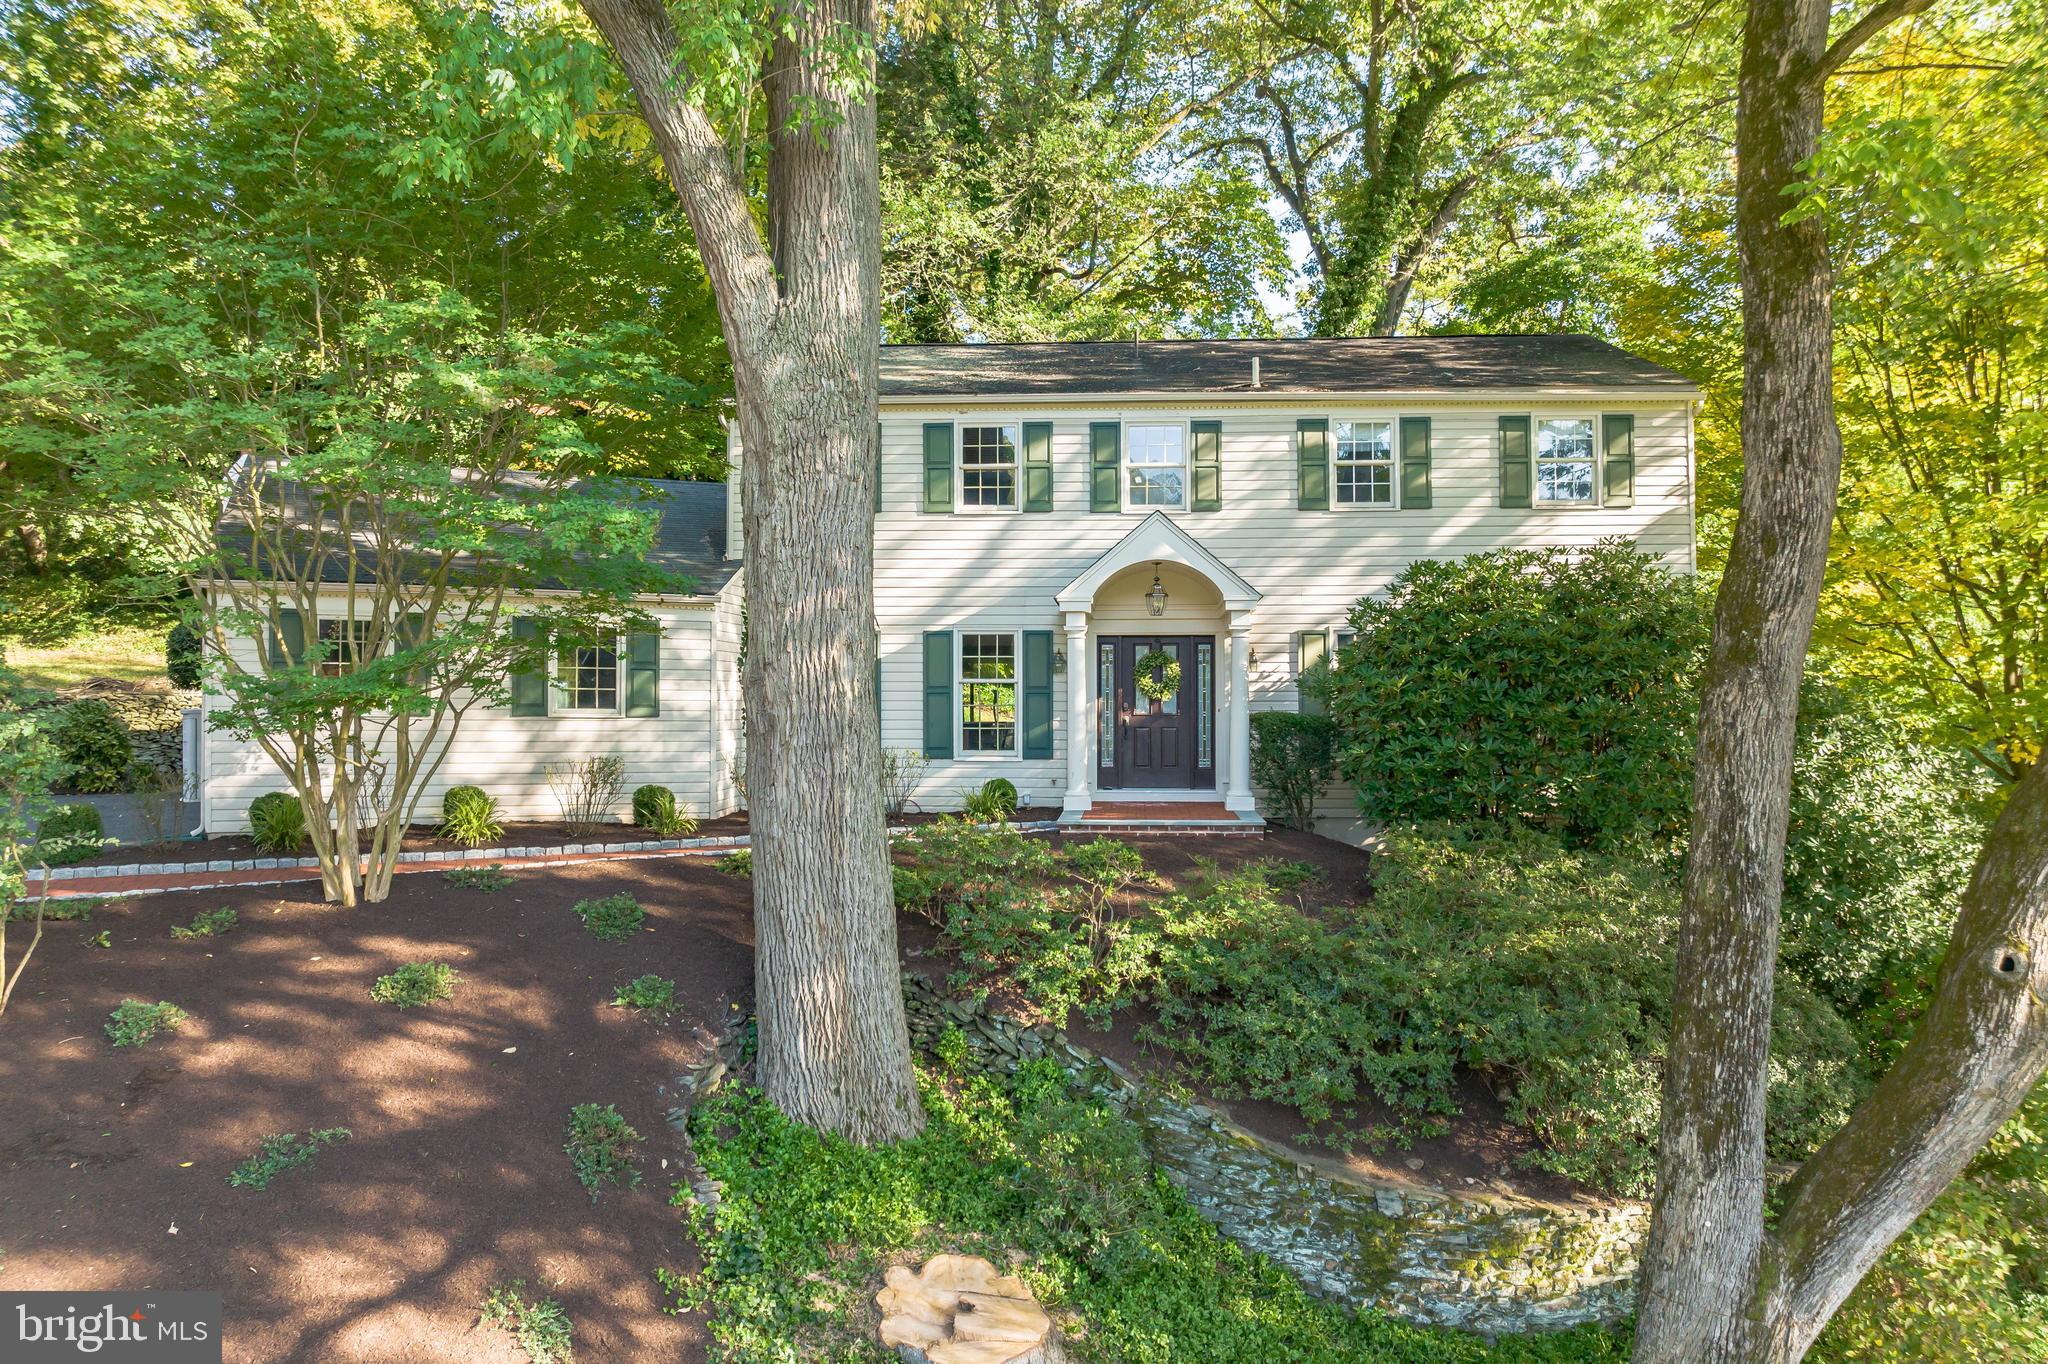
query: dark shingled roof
[
  {"left": 218, "top": 472, "right": 735, "bottom": 595},
  {"left": 879, "top": 335, "right": 1697, "bottom": 398}
]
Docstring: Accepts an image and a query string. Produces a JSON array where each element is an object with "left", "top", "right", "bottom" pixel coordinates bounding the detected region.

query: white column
[
  {"left": 1062, "top": 610, "right": 1092, "bottom": 816},
  {"left": 1224, "top": 615, "right": 1257, "bottom": 816}
]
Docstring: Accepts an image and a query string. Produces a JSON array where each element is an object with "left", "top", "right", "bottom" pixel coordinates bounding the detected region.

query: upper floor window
[
  {"left": 959, "top": 632, "right": 1018, "bottom": 753},
  {"left": 1535, "top": 418, "right": 1596, "bottom": 505},
  {"left": 556, "top": 634, "right": 621, "bottom": 712},
  {"left": 1334, "top": 420, "right": 1395, "bottom": 507},
  {"left": 1125, "top": 424, "right": 1185, "bottom": 509},
  {"left": 960, "top": 424, "right": 1019, "bottom": 510},
  {"left": 318, "top": 619, "right": 371, "bottom": 677}
]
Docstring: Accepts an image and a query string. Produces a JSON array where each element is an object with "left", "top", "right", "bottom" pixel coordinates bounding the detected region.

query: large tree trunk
[
  {"left": 582, "top": 0, "right": 923, "bottom": 1143},
  {"left": 1633, "top": 2, "right": 2041, "bottom": 1361}
]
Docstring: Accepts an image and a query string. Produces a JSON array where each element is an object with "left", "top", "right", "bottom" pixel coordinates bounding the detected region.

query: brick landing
[{"left": 1081, "top": 802, "right": 1234, "bottom": 821}]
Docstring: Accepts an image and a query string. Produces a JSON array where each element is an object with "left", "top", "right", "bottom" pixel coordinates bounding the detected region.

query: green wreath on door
[{"left": 1134, "top": 647, "right": 1181, "bottom": 704}]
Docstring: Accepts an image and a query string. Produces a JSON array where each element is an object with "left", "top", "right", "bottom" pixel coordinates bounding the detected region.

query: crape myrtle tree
[
  {"left": 424, "top": 0, "right": 924, "bottom": 1140},
  {"left": 0, "top": 667, "right": 61, "bottom": 1017},
  {"left": 3, "top": 1, "right": 703, "bottom": 905},
  {"left": 1636, "top": 4, "right": 2048, "bottom": 1361}
]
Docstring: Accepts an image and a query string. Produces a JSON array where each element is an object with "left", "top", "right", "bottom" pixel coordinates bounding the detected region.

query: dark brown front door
[{"left": 1097, "top": 636, "right": 1215, "bottom": 790}]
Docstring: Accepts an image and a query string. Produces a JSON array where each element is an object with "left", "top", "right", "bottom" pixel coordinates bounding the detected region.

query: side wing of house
[{"left": 199, "top": 593, "right": 740, "bottom": 832}]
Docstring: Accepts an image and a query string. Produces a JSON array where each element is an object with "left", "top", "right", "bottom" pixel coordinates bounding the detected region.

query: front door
[{"left": 1097, "top": 635, "right": 1215, "bottom": 790}]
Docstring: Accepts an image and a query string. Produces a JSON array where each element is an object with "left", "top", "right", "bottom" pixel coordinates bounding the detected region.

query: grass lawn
[{"left": 6, "top": 624, "right": 172, "bottom": 689}]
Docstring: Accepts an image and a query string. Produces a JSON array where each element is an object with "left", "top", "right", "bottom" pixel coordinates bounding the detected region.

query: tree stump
[{"left": 876, "top": 1253, "right": 1065, "bottom": 1364}]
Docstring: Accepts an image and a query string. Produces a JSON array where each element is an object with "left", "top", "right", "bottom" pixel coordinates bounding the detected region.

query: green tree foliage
[
  {"left": 1248, "top": 709, "right": 1338, "bottom": 829},
  {"left": 1324, "top": 543, "right": 1709, "bottom": 846},
  {"left": 1801, "top": 15, "right": 2048, "bottom": 784},
  {"left": 0, "top": 0, "right": 731, "bottom": 638},
  {"left": 0, "top": 666, "right": 62, "bottom": 1014},
  {"left": 878, "top": 0, "right": 1290, "bottom": 340}
]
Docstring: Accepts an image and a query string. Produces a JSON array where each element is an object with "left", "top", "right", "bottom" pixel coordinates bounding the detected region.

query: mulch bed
[
  {"left": 0, "top": 857, "right": 760, "bottom": 1363},
  {"left": 58, "top": 807, "right": 1065, "bottom": 871},
  {"left": 4, "top": 824, "right": 1583, "bottom": 1364}
]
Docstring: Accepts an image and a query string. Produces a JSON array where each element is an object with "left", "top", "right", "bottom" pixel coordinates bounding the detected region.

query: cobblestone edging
[
  {"left": 27, "top": 820, "right": 1065, "bottom": 890},
  {"left": 896, "top": 975, "right": 1645, "bottom": 1338}
]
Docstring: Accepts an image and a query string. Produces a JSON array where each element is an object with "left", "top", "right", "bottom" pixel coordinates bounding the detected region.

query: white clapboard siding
[
  {"left": 874, "top": 397, "right": 1695, "bottom": 824},
  {"left": 200, "top": 597, "right": 724, "bottom": 832}
]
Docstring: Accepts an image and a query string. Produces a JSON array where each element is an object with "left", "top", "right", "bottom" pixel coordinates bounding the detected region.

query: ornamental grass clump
[{"left": 439, "top": 785, "right": 503, "bottom": 847}]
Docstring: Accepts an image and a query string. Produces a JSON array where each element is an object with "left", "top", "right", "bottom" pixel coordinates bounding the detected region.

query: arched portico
[{"left": 1052, "top": 514, "right": 1262, "bottom": 821}]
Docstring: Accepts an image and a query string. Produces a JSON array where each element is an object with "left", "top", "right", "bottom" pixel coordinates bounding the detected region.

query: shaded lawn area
[
  {"left": 0, "top": 858, "right": 757, "bottom": 1363},
  {"left": 7, "top": 625, "right": 170, "bottom": 690}
]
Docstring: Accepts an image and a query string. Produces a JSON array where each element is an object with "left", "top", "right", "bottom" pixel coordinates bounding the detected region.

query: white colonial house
[{"left": 195, "top": 335, "right": 1698, "bottom": 838}]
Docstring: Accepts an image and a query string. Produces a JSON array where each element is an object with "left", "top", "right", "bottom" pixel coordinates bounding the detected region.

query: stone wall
[
  {"left": 900, "top": 974, "right": 1645, "bottom": 1339},
  {"left": 53, "top": 685, "right": 197, "bottom": 779}
]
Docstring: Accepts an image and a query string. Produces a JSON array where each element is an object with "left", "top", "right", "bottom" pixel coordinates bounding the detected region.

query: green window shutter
[
  {"left": 1296, "top": 418, "right": 1329, "bottom": 510},
  {"left": 922, "top": 631, "right": 954, "bottom": 758},
  {"left": 922, "top": 422, "right": 954, "bottom": 514},
  {"left": 1191, "top": 420, "right": 1222, "bottom": 512},
  {"left": 624, "top": 631, "right": 661, "bottom": 717},
  {"left": 1499, "top": 415, "right": 1532, "bottom": 508},
  {"left": 400, "top": 610, "right": 429, "bottom": 686},
  {"left": 1296, "top": 630, "right": 1330, "bottom": 716},
  {"left": 1022, "top": 421, "right": 1054, "bottom": 512},
  {"left": 1602, "top": 414, "right": 1636, "bottom": 509},
  {"left": 1089, "top": 421, "right": 1121, "bottom": 512},
  {"left": 1400, "top": 416, "right": 1432, "bottom": 509},
  {"left": 266, "top": 608, "right": 306, "bottom": 667},
  {"left": 1021, "top": 630, "right": 1054, "bottom": 759},
  {"left": 508, "top": 616, "right": 547, "bottom": 716}
]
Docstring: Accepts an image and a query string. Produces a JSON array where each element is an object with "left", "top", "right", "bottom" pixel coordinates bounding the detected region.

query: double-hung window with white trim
[
  {"left": 1123, "top": 423, "right": 1186, "bottom": 509},
  {"left": 317, "top": 618, "right": 373, "bottom": 677},
  {"left": 959, "top": 424, "right": 1020, "bottom": 511},
  {"left": 958, "top": 631, "right": 1019, "bottom": 755},
  {"left": 1535, "top": 417, "right": 1597, "bottom": 506},
  {"left": 1333, "top": 419, "right": 1396, "bottom": 507},
  {"left": 555, "top": 633, "right": 622, "bottom": 713}
]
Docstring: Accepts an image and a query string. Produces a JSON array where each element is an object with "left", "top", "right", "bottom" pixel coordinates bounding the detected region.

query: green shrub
[
  {"left": 1249, "top": 710, "right": 1338, "bottom": 829},
  {"left": 480, "top": 1281, "right": 573, "bottom": 1363},
  {"left": 227, "top": 1128, "right": 350, "bottom": 1190},
  {"left": 33, "top": 802, "right": 104, "bottom": 866},
  {"left": 445, "top": 864, "right": 513, "bottom": 892},
  {"left": 1138, "top": 827, "right": 1861, "bottom": 1194},
  {"left": 369, "top": 961, "right": 458, "bottom": 1009},
  {"left": 166, "top": 623, "right": 202, "bottom": 688},
  {"left": 52, "top": 698, "right": 133, "bottom": 793},
  {"left": 170, "top": 907, "right": 237, "bottom": 940},
  {"left": 564, "top": 1102, "right": 642, "bottom": 1200},
  {"left": 439, "top": 785, "right": 502, "bottom": 847},
  {"left": 1779, "top": 684, "right": 1994, "bottom": 1058},
  {"left": 1325, "top": 544, "right": 1709, "bottom": 847},
  {"left": 106, "top": 999, "right": 187, "bottom": 1046},
  {"left": 247, "top": 792, "right": 306, "bottom": 854},
  {"left": 671, "top": 1061, "right": 1625, "bottom": 1363},
  {"left": 715, "top": 848, "right": 751, "bottom": 877},
  {"left": 611, "top": 974, "right": 678, "bottom": 1012},
  {"left": 630, "top": 784, "right": 697, "bottom": 837},
  {"left": 572, "top": 892, "right": 644, "bottom": 942}
]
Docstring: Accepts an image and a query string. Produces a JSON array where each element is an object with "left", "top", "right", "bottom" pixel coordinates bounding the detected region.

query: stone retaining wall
[{"left": 899, "top": 974, "right": 1644, "bottom": 1338}]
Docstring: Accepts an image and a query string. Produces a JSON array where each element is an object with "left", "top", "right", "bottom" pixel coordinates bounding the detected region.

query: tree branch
[{"left": 1811, "top": 0, "right": 1938, "bottom": 84}]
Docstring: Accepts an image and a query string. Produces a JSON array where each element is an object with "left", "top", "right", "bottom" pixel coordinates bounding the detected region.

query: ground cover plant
[
  {"left": 714, "top": 849, "right": 750, "bottom": 877},
  {"left": 227, "top": 1128, "right": 351, "bottom": 1190},
  {"left": 170, "top": 907, "right": 238, "bottom": 940},
  {"left": 611, "top": 974, "right": 679, "bottom": 1013},
  {"left": 572, "top": 892, "right": 644, "bottom": 942},
  {"left": 31, "top": 802, "right": 103, "bottom": 867},
  {"left": 479, "top": 1281, "right": 574, "bottom": 1364},
  {"left": 105, "top": 999, "right": 187, "bottom": 1046},
  {"left": 368, "top": 961, "right": 457, "bottom": 1009},
  {"left": 445, "top": 864, "right": 514, "bottom": 893},
  {"left": 563, "top": 1102, "right": 642, "bottom": 1201},
  {"left": 671, "top": 1060, "right": 1629, "bottom": 1363}
]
